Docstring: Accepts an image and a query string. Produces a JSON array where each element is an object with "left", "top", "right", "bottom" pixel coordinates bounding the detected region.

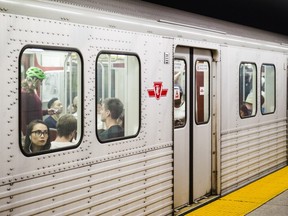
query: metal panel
[
  {"left": 221, "top": 119, "right": 287, "bottom": 194},
  {"left": 0, "top": 12, "right": 174, "bottom": 215}
]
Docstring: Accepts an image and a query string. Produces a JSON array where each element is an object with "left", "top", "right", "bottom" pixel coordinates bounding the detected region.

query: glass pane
[
  {"left": 20, "top": 48, "right": 82, "bottom": 154},
  {"left": 195, "top": 60, "right": 210, "bottom": 124},
  {"left": 174, "top": 59, "right": 186, "bottom": 128},
  {"left": 239, "top": 63, "right": 257, "bottom": 118},
  {"left": 96, "top": 53, "right": 140, "bottom": 142},
  {"left": 261, "top": 64, "right": 276, "bottom": 114}
]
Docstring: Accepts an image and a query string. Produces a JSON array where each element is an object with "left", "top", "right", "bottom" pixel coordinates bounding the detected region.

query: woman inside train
[
  {"left": 23, "top": 119, "right": 51, "bottom": 153},
  {"left": 21, "top": 67, "right": 56, "bottom": 135}
]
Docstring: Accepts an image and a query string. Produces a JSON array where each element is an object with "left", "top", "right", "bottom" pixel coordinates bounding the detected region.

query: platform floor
[{"left": 184, "top": 166, "right": 288, "bottom": 216}]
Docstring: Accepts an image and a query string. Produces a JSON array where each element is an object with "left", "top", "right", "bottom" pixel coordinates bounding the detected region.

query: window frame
[
  {"left": 95, "top": 51, "right": 141, "bottom": 143},
  {"left": 19, "top": 45, "right": 84, "bottom": 156},
  {"left": 239, "top": 62, "right": 258, "bottom": 119},
  {"left": 195, "top": 59, "right": 211, "bottom": 125},
  {"left": 174, "top": 58, "right": 187, "bottom": 128},
  {"left": 260, "top": 63, "right": 276, "bottom": 115}
]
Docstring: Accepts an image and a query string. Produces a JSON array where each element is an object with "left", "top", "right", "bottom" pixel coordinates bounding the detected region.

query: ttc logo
[{"left": 147, "top": 82, "right": 168, "bottom": 100}]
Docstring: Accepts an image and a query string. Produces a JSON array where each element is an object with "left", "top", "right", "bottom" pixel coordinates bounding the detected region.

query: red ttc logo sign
[{"left": 147, "top": 82, "right": 168, "bottom": 100}]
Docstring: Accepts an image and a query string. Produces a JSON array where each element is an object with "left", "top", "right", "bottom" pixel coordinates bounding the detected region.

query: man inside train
[
  {"left": 50, "top": 114, "right": 77, "bottom": 149},
  {"left": 98, "top": 97, "right": 124, "bottom": 141}
]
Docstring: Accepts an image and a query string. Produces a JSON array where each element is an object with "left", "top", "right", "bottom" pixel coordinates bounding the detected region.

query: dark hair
[
  {"left": 48, "top": 97, "right": 58, "bottom": 108},
  {"left": 240, "top": 104, "right": 249, "bottom": 117},
  {"left": 103, "top": 98, "right": 124, "bottom": 120},
  {"left": 56, "top": 114, "right": 77, "bottom": 137},
  {"left": 23, "top": 119, "right": 51, "bottom": 153}
]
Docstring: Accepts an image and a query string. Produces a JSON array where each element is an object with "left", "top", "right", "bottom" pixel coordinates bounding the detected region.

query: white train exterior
[{"left": 0, "top": 0, "right": 287, "bottom": 215}]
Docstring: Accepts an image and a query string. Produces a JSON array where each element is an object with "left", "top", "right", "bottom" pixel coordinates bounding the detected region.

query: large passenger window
[
  {"left": 20, "top": 47, "right": 82, "bottom": 155},
  {"left": 239, "top": 63, "right": 257, "bottom": 118},
  {"left": 195, "top": 60, "right": 210, "bottom": 124},
  {"left": 96, "top": 53, "right": 140, "bottom": 142},
  {"left": 174, "top": 59, "right": 186, "bottom": 128},
  {"left": 261, "top": 64, "right": 276, "bottom": 114}
]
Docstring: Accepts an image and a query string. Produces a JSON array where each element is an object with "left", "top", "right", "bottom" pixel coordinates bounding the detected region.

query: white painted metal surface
[
  {"left": 0, "top": 0, "right": 287, "bottom": 215},
  {"left": 220, "top": 46, "right": 287, "bottom": 194},
  {"left": 0, "top": 10, "right": 174, "bottom": 215}
]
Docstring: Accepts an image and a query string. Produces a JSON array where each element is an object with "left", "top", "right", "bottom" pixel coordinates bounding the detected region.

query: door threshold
[{"left": 174, "top": 195, "right": 219, "bottom": 216}]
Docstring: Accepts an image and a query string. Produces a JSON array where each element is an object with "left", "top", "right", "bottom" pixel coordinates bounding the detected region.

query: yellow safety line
[{"left": 186, "top": 166, "right": 288, "bottom": 216}]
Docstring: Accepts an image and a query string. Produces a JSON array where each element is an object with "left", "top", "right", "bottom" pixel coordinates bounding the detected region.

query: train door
[{"left": 174, "top": 47, "right": 213, "bottom": 209}]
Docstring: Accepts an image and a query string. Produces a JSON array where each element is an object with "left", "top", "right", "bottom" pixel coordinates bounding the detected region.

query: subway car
[{"left": 0, "top": 0, "right": 287, "bottom": 215}]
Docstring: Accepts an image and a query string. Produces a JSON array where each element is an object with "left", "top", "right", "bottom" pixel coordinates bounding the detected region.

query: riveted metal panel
[{"left": 0, "top": 11, "right": 174, "bottom": 215}]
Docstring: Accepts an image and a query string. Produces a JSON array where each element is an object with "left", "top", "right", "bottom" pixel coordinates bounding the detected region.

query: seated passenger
[
  {"left": 23, "top": 119, "right": 51, "bottom": 153},
  {"left": 50, "top": 114, "right": 77, "bottom": 149},
  {"left": 98, "top": 98, "right": 124, "bottom": 141},
  {"left": 44, "top": 97, "right": 63, "bottom": 129},
  {"left": 240, "top": 104, "right": 249, "bottom": 118}
]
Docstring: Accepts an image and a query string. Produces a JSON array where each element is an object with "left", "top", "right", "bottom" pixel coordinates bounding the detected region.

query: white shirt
[{"left": 51, "top": 141, "right": 75, "bottom": 149}]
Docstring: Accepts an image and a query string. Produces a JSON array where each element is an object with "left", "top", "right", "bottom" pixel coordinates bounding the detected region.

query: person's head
[
  {"left": 22, "top": 67, "right": 46, "bottom": 91},
  {"left": 56, "top": 114, "right": 77, "bottom": 141},
  {"left": 101, "top": 98, "right": 124, "bottom": 122},
  {"left": 48, "top": 97, "right": 63, "bottom": 114},
  {"left": 240, "top": 104, "right": 249, "bottom": 117},
  {"left": 174, "top": 84, "right": 183, "bottom": 108},
  {"left": 24, "top": 119, "right": 51, "bottom": 153}
]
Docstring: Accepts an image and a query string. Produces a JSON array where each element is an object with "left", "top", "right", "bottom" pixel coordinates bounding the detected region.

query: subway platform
[{"left": 183, "top": 166, "right": 288, "bottom": 216}]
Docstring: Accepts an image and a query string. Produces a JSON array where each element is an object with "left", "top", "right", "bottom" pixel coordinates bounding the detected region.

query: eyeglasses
[{"left": 31, "top": 130, "right": 49, "bottom": 137}]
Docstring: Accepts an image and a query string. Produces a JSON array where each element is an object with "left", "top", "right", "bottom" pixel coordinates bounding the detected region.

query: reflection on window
[
  {"left": 20, "top": 47, "right": 82, "bottom": 155},
  {"left": 261, "top": 64, "right": 275, "bottom": 114},
  {"left": 195, "top": 60, "right": 210, "bottom": 124},
  {"left": 96, "top": 53, "right": 140, "bottom": 142},
  {"left": 174, "top": 59, "right": 186, "bottom": 128},
  {"left": 239, "top": 63, "right": 257, "bottom": 118}
]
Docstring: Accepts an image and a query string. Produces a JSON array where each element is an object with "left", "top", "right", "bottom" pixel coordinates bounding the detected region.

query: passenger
[
  {"left": 23, "top": 119, "right": 51, "bottom": 153},
  {"left": 240, "top": 104, "right": 249, "bottom": 118},
  {"left": 261, "top": 94, "right": 265, "bottom": 113},
  {"left": 97, "top": 98, "right": 105, "bottom": 132},
  {"left": 244, "top": 92, "right": 253, "bottom": 115},
  {"left": 21, "top": 67, "right": 56, "bottom": 135},
  {"left": 244, "top": 73, "right": 252, "bottom": 100},
  {"left": 44, "top": 97, "right": 63, "bottom": 129},
  {"left": 68, "top": 96, "right": 78, "bottom": 118},
  {"left": 50, "top": 114, "right": 77, "bottom": 149},
  {"left": 174, "top": 84, "right": 185, "bottom": 126},
  {"left": 98, "top": 98, "right": 124, "bottom": 141}
]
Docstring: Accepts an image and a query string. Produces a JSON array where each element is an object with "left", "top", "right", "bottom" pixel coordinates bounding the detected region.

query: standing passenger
[
  {"left": 21, "top": 67, "right": 56, "bottom": 135},
  {"left": 23, "top": 119, "right": 51, "bottom": 153},
  {"left": 44, "top": 97, "right": 63, "bottom": 129},
  {"left": 98, "top": 98, "right": 124, "bottom": 141}
]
